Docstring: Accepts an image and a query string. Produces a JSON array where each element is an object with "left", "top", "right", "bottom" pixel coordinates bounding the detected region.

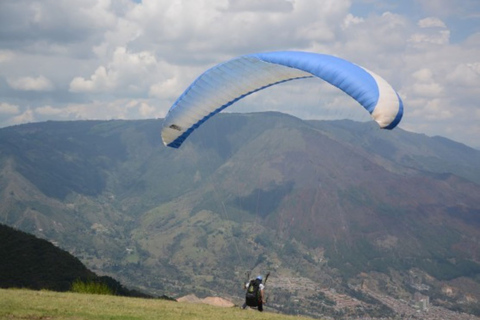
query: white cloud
[
  {"left": 409, "top": 17, "right": 450, "bottom": 45},
  {"left": 227, "top": 0, "right": 294, "bottom": 12},
  {"left": 35, "top": 105, "right": 66, "bottom": 116},
  {"left": 138, "top": 102, "right": 156, "bottom": 117},
  {"left": 0, "top": 0, "right": 479, "bottom": 148},
  {"left": 7, "top": 76, "right": 54, "bottom": 91},
  {"left": 69, "top": 47, "right": 161, "bottom": 94},
  {"left": 149, "top": 77, "right": 180, "bottom": 99},
  {"left": 411, "top": 68, "right": 444, "bottom": 97},
  {"left": 446, "top": 62, "right": 480, "bottom": 87},
  {"left": 409, "top": 30, "right": 450, "bottom": 45},
  {"left": 70, "top": 66, "right": 112, "bottom": 92},
  {"left": 10, "top": 109, "right": 35, "bottom": 125},
  {"left": 32, "top": 99, "right": 164, "bottom": 122},
  {"left": 342, "top": 13, "right": 364, "bottom": 29},
  {"left": 418, "top": 17, "right": 447, "bottom": 28},
  {"left": 125, "top": 0, "right": 350, "bottom": 62},
  {"left": 0, "top": 102, "right": 20, "bottom": 114},
  {"left": 423, "top": 99, "right": 453, "bottom": 120}
]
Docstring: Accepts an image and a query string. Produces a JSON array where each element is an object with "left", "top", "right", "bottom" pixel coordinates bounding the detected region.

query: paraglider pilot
[{"left": 242, "top": 275, "right": 265, "bottom": 311}]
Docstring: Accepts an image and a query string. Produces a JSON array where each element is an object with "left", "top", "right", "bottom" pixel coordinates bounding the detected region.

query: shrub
[{"left": 70, "top": 279, "right": 113, "bottom": 295}]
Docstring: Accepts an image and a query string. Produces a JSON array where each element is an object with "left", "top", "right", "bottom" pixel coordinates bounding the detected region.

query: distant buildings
[{"left": 413, "top": 292, "right": 429, "bottom": 312}]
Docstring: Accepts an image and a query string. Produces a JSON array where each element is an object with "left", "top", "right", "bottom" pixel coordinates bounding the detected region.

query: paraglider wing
[{"left": 161, "top": 51, "right": 403, "bottom": 148}]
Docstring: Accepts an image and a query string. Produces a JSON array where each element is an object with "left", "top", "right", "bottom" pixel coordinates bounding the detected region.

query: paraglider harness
[
  {"left": 245, "top": 272, "right": 270, "bottom": 308},
  {"left": 245, "top": 279, "right": 261, "bottom": 306}
]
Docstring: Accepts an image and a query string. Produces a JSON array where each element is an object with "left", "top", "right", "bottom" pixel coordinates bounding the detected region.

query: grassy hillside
[
  {"left": 0, "top": 223, "right": 95, "bottom": 291},
  {"left": 0, "top": 224, "right": 150, "bottom": 298},
  {"left": 0, "top": 288, "right": 315, "bottom": 320}
]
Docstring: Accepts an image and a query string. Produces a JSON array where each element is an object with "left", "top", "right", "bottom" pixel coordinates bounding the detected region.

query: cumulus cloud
[
  {"left": 7, "top": 76, "right": 54, "bottom": 91},
  {"left": 69, "top": 47, "right": 165, "bottom": 94},
  {"left": 411, "top": 68, "right": 444, "bottom": 97},
  {"left": 0, "top": 0, "right": 119, "bottom": 56},
  {"left": 409, "top": 30, "right": 450, "bottom": 45},
  {"left": 418, "top": 17, "right": 447, "bottom": 28},
  {"left": 227, "top": 0, "right": 294, "bottom": 12},
  {"left": 35, "top": 105, "right": 67, "bottom": 116},
  {"left": 446, "top": 62, "right": 480, "bottom": 87},
  {"left": 32, "top": 99, "right": 162, "bottom": 122},
  {"left": 0, "top": 102, "right": 20, "bottom": 114},
  {"left": 342, "top": 14, "right": 364, "bottom": 29},
  {"left": 138, "top": 101, "right": 156, "bottom": 117},
  {"left": 70, "top": 66, "right": 112, "bottom": 93},
  {"left": 149, "top": 77, "right": 180, "bottom": 99},
  {"left": 409, "top": 17, "right": 450, "bottom": 45},
  {"left": 125, "top": 0, "right": 350, "bottom": 62},
  {"left": 0, "top": 0, "right": 479, "bottom": 148},
  {"left": 10, "top": 109, "right": 35, "bottom": 125}
]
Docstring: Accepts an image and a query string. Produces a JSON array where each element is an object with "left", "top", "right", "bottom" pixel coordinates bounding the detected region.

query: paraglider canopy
[{"left": 162, "top": 51, "right": 403, "bottom": 148}]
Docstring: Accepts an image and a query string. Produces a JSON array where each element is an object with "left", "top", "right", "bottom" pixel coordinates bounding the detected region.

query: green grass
[{"left": 0, "top": 288, "right": 317, "bottom": 320}]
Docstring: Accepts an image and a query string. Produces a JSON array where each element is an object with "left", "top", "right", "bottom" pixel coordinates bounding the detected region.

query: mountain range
[{"left": 0, "top": 112, "right": 479, "bottom": 318}]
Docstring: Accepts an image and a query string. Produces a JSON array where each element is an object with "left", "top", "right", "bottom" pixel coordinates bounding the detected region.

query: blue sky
[{"left": 0, "top": 0, "right": 479, "bottom": 148}]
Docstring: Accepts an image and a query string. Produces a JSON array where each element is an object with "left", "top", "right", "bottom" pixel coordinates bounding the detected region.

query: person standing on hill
[{"left": 242, "top": 275, "right": 266, "bottom": 311}]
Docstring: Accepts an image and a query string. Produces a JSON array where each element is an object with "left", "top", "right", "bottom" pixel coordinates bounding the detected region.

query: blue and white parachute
[{"left": 161, "top": 51, "right": 403, "bottom": 148}]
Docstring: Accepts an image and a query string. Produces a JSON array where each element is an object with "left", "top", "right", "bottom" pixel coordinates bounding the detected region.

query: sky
[{"left": 0, "top": 0, "right": 479, "bottom": 149}]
